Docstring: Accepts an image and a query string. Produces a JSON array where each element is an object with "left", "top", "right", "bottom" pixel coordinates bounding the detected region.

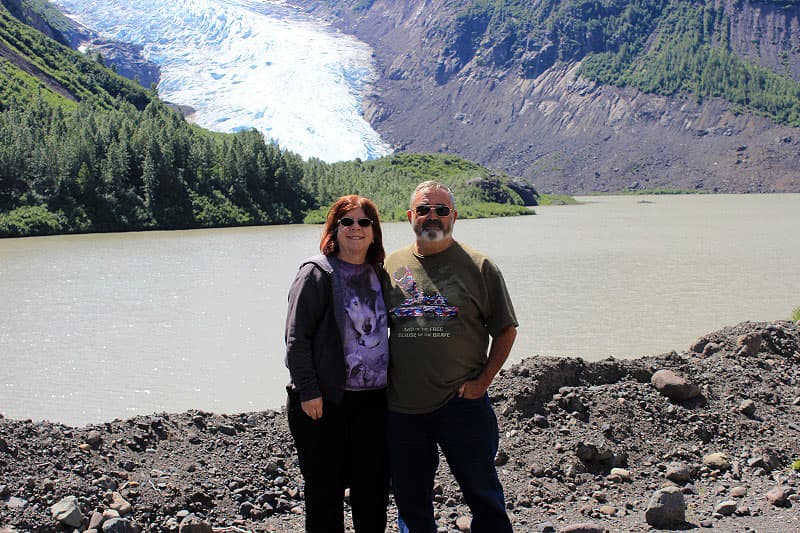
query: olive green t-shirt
[{"left": 384, "top": 242, "right": 518, "bottom": 414}]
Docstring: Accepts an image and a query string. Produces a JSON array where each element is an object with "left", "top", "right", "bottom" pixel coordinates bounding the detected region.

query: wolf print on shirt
[
  {"left": 389, "top": 266, "right": 458, "bottom": 319},
  {"left": 341, "top": 266, "right": 388, "bottom": 389}
]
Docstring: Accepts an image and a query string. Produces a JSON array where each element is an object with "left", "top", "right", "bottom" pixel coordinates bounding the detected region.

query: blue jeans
[{"left": 387, "top": 393, "right": 512, "bottom": 533}]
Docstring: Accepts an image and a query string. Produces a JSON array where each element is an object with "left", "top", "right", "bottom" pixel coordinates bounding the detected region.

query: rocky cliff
[{"left": 296, "top": 0, "right": 800, "bottom": 194}]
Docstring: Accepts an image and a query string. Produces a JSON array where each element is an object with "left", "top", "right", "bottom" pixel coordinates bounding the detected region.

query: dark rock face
[
  {"left": 1, "top": 320, "right": 799, "bottom": 531},
  {"left": 296, "top": 0, "right": 800, "bottom": 194},
  {"left": 80, "top": 40, "right": 161, "bottom": 89}
]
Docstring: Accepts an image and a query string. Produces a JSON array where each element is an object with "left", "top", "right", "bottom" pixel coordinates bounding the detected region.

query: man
[{"left": 384, "top": 180, "right": 518, "bottom": 532}]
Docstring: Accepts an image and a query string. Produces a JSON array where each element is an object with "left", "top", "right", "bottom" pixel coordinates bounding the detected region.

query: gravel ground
[{"left": 2, "top": 320, "right": 799, "bottom": 532}]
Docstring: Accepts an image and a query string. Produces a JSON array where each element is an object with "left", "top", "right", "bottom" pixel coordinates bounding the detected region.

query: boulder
[
  {"left": 651, "top": 370, "right": 702, "bottom": 402},
  {"left": 715, "top": 500, "right": 737, "bottom": 516},
  {"left": 108, "top": 492, "right": 133, "bottom": 515},
  {"left": 102, "top": 518, "right": 139, "bottom": 533},
  {"left": 765, "top": 486, "right": 790, "bottom": 507},
  {"left": 665, "top": 462, "right": 693, "bottom": 483},
  {"left": 645, "top": 486, "right": 686, "bottom": 528},
  {"left": 703, "top": 452, "right": 731, "bottom": 471},
  {"left": 736, "top": 332, "right": 762, "bottom": 356},
  {"left": 51, "top": 495, "right": 84, "bottom": 528},
  {"left": 178, "top": 514, "right": 213, "bottom": 533}
]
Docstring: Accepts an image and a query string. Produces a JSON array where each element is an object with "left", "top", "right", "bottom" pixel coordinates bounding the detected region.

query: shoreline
[{"left": 2, "top": 320, "right": 799, "bottom": 532}]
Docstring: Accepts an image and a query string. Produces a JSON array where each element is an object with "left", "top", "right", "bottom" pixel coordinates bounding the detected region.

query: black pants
[{"left": 288, "top": 388, "right": 390, "bottom": 533}]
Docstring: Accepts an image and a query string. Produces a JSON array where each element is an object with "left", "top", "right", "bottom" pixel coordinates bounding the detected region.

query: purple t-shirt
[{"left": 335, "top": 261, "right": 389, "bottom": 390}]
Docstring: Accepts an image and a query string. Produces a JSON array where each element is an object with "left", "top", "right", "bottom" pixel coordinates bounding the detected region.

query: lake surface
[{"left": 2, "top": 194, "right": 799, "bottom": 425}]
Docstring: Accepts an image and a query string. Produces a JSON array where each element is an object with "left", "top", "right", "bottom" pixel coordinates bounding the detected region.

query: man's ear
[{"left": 406, "top": 210, "right": 413, "bottom": 223}]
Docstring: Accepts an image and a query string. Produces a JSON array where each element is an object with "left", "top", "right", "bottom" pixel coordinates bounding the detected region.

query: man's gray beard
[{"left": 419, "top": 227, "right": 450, "bottom": 242}]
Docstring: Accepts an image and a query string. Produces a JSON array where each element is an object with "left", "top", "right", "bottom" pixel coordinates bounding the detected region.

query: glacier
[{"left": 52, "top": 0, "right": 392, "bottom": 162}]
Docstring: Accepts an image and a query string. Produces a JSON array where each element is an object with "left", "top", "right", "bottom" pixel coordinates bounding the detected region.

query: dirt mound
[{"left": 1, "top": 321, "right": 799, "bottom": 532}]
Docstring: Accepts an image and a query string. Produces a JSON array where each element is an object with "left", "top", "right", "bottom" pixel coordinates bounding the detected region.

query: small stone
[
  {"left": 6, "top": 497, "right": 28, "bottom": 510},
  {"left": 87, "top": 430, "right": 103, "bottom": 447},
  {"left": 529, "top": 463, "right": 546, "bottom": 477},
  {"left": 738, "top": 399, "right": 756, "bottom": 417},
  {"left": 51, "top": 495, "right": 84, "bottom": 528},
  {"left": 108, "top": 491, "right": 133, "bottom": 515},
  {"left": 495, "top": 448, "right": 509, "bottom": 466},
  {"left": 608, "top": 467, "right": 631, "bottom": 482},
  {"left": 702, "top": 342, "right": 720, "bottom": 356},
  {"left": 715, "top": 500, "right": 737, "bottom": 516},
  {"left": 560, "top": 523, "right": 606, "bottom": 533},
  {"left": 689, "top": 337, "right": 708, "bottom": 353},
  {"left": 533, "top": 414, "right": 549, "bottom": 428},
  {"left": 703, "top": 452, "right": 731, "bottom": 470},
  {"left": 455, "top": 515, "right": 471, "bottom": 531},
  {"left": 735, "top": 505, "right": 751, "bottom": 516},
  {"left": 731, "top": 486, "right": 747, "bottom": 498},
  {"left": 89, "top": 511, "right": 104, "bottom": 530},
  {"left": 599, "top": 505, "right": 616, "bottom": 516},
  {"left": 765, "top": 486, "right": 789, "bottom": 507}
]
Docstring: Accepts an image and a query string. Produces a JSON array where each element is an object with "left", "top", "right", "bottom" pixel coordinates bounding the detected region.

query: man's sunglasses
[
  {"left": 338, "top": 217, "right": 373, "bottom": 227},
  {"left": 414, "top": 204, "right": 451, "bottom": 217}
]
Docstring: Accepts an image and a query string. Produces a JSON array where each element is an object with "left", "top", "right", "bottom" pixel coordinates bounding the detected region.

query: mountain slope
[
  {"left": 297, "top": 0, "right": 800, "bottom": 193},
  {"left": 0, "top": 3, "right": 153, "bottom": 109}
]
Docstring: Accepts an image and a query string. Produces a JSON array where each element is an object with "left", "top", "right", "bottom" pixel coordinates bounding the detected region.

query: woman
[{"left": 284, "top": 195, "right": 390, "bottom": 532}]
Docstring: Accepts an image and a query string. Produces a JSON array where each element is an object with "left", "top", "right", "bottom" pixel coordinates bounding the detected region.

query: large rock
[
  {"left": 107, "top": 492, "right": 133, "bottom": 515},
  {"left": 651, "top": 370, "right": 702, "bottom": 402},
  {"left": 645, "top": 486, "right": 686, "bottom": 528},
  {"left": 765, "top": 486, "right": 790, "bottom": 507},
  {"left": 102, "top": 517, "right": 139, "bottom": 533},
  {"left": 178, "top": 515, "right": 213, "bottom": 533},
  {"left": 51, "top": 495, "right": 84, "bottom": 528},
  {"left": 665, "top": 462, "right": 693, "bottom": 483},
  {"left": 736, "top": 332, "right": 762, "bottom": 356},
  {"left": 703, "top": 452, "right": 731, "bottom": 471}
]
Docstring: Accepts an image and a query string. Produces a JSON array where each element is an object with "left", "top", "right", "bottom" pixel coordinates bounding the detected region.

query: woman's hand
[{"left": 301, "top": 397, "right": 323, "bottom": 420}]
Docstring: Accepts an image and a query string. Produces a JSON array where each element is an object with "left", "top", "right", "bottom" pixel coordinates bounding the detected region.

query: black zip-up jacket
[{"left": 284, "top": 255, "right": 388, "bottom": 404}]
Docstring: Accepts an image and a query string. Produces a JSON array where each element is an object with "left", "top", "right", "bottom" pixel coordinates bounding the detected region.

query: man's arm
[{"left": 459, "top": 325, "right": 517, "bottom": 399}]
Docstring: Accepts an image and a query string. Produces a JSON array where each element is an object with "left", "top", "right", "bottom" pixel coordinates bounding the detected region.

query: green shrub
[
  {"left": 792, "top": 307, "right": 800, "bottom": 322},
  {"left": 538, "top": 194, "right": 579, "bottom": 205},
  {"left": 0, "top": 205, "right": 66, "bottom": 236},
  {"left": 791, "top": 458, "right": 800, "bottom": 471}
]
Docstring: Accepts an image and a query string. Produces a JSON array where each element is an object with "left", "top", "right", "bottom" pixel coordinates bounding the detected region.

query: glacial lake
[{"left": 2, "top": 194, "right": 799, "bottom": 425}]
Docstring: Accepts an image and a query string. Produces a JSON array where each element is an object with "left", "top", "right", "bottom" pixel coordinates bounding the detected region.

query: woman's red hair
[{"left": 320, "top": 195, "right": 386, "bottom": 265}]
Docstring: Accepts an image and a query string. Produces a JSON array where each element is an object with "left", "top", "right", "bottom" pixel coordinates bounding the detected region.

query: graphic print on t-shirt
[
  {"left": 341, "top": 265, "right": 388, "bottom": 389},
  {"left": 389, "top": 266, "right": 459, "bottom": 319}
]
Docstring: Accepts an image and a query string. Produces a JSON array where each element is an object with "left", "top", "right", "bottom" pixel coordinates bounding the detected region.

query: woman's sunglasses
[
  {"left": 414, "top": 204, "right": 451, "bottom": 217},
  {"left": 338, "top": 217, "right": 373, "bottom": 227}
]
